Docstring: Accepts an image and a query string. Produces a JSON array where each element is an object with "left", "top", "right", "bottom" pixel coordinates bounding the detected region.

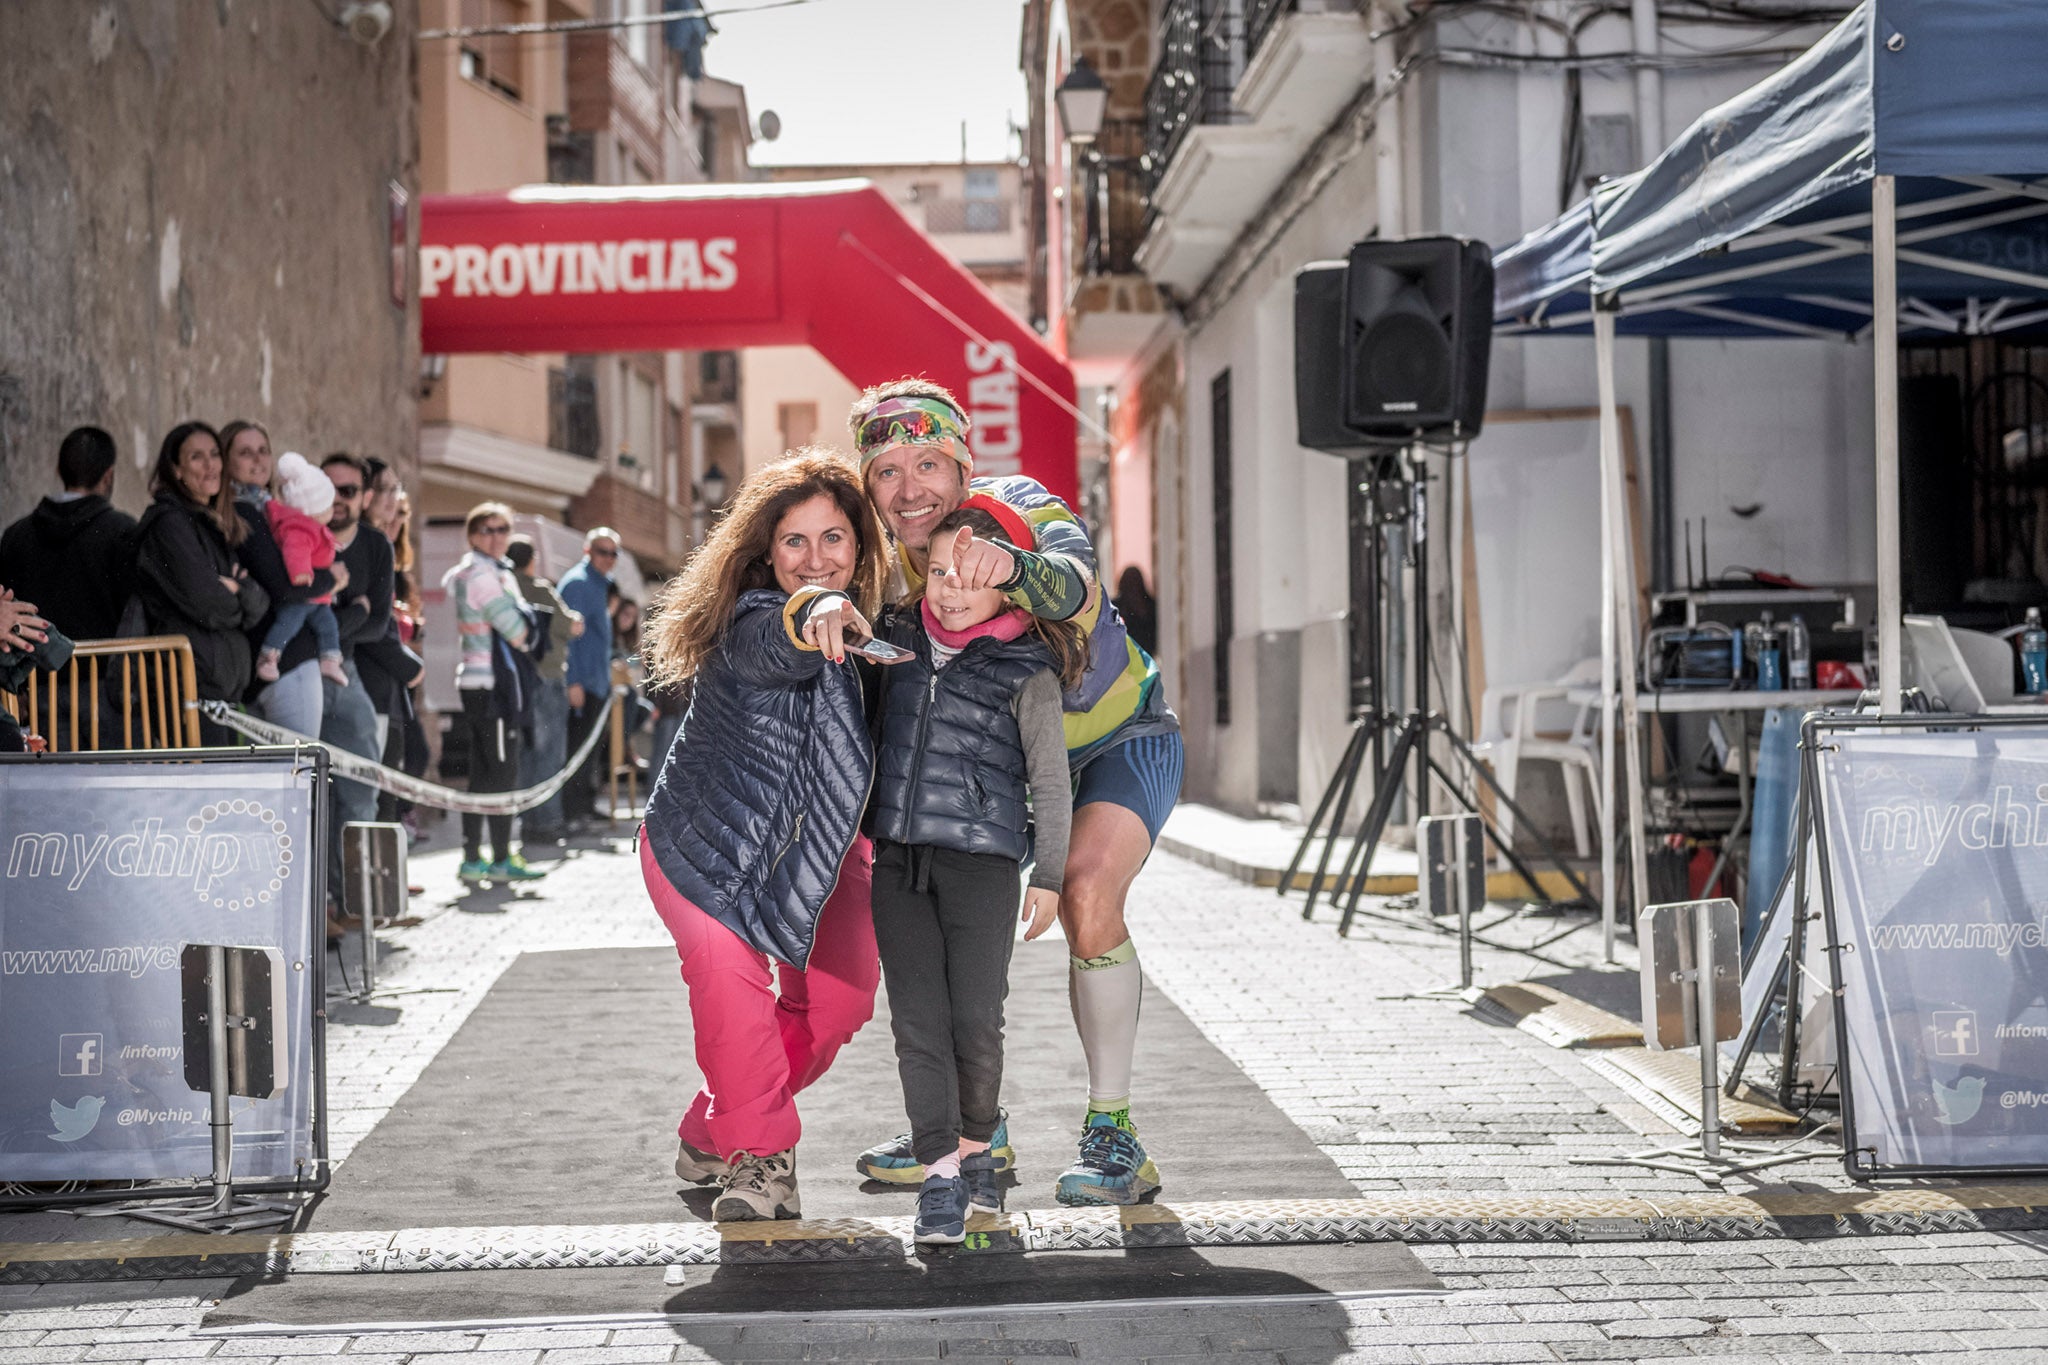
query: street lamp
[
  {"left": 1056, "top": 58, "right": 1148, "bottom": 275},
  {"left": 699, "top": 461, "right": 728, "bottom": 508},
  {"left": 1055, "top": 58, "right": 1108, "bottom": 145}
]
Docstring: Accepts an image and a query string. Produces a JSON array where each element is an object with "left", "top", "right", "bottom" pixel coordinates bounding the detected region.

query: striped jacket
[
  {"left": 441, "top": 551, "right": 531, "bottom": 690},
  {"left": 902, "top": 474, "right": 1176, "bottom": 763}
]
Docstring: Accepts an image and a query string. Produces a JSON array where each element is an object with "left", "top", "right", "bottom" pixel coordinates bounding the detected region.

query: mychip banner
[
  {"left": 1811, "top": 719, "right": 2048, "bottom": 1175},
  {"left": 0, "top": 751, "right": 325, "bottom": 1189}
]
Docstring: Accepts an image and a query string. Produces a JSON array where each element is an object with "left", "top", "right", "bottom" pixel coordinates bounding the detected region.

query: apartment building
[
  {"left": 1027, "top": 0, "right": 1865, "bottom": 817},
  {"left": 417, "top": 0, "right": 754, "bottom": 574}
]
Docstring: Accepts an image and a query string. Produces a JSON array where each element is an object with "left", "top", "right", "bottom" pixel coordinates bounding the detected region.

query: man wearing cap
[{"left": 845, "top": 379, "right": 1183, "bottom": 1208}]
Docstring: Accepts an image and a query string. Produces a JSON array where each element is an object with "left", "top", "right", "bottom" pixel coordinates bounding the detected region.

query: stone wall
[
  {"left": 0, "top": 1, "right": 419, "bottom": 527},
  {"left": 1070, "top": 0, "right": 1151, "bottom": 119}
]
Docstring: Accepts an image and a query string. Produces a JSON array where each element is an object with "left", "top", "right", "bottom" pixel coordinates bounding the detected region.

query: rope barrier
[{"left": 198, "top": 688, "right": 619, "bottom": 817}]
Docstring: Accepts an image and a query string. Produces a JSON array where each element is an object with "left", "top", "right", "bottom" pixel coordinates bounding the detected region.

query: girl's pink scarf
[{"left": 920, "top": 596, "right": 1032, "bottom": 649}]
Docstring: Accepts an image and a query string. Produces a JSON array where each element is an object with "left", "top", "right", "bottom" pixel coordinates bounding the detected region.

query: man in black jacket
[
  {"left": 318, "top": 453, "right": 393, "bottom": 923},
  {"left": 0, "top": 427, "right": 137, "bottom": 641}
]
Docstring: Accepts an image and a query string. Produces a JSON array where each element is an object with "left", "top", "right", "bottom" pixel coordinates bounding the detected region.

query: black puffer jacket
[
  {"left": 643, "top": 588, "right": 874, "bottom": 967},
  {"left": 865, "top": 607, "right": 1053, "bottom": 865},
  {"left": 132, "top": 492, "right": 269, "bottom": 702}
]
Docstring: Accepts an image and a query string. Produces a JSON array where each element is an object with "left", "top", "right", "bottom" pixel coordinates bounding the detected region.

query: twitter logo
[
  {"left": 1933, "top": 1075, "right": 1985, "bottom": 1127},
  {"left": 48, "top": 1095, "right": 105, "bottom": 1143}
]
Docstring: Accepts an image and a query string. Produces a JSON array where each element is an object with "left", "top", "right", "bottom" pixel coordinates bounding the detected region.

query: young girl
[{"left": 865, "top": 496, "right": 1085, "bottom": 1245}]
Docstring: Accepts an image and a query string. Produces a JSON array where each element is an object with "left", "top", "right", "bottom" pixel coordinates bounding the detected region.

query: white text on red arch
[{"left": 420, "top": 239, "right": 739, "bottom": 298}]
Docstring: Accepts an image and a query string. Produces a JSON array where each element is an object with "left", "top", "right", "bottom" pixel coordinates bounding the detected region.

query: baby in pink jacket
[{"left": 258, "top": 452, "right": 346, "bottom": 685}]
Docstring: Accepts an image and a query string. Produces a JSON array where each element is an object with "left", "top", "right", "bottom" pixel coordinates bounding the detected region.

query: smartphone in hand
[{"left": 846, "top": 638, "right": 911, "bottom": 664}]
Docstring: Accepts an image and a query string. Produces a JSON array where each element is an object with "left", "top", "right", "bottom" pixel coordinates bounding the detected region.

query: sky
[{"left": 698, "top": 0, "right": 1030, "bottom": 167}]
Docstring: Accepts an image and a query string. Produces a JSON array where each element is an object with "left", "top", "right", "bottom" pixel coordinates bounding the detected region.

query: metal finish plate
[{"left": 6, "top": 1187, "right": 2048, "bottom": 1282}]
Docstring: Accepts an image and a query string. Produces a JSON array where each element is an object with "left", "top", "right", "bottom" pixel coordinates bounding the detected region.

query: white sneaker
[{"left": 713, "top": 1148, "right": 800, "bottom": 1221}]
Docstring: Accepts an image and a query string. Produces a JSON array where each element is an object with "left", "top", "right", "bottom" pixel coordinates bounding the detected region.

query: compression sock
[{"left": 1068, "top": 938, "right": 1142, "bottom": 1131}]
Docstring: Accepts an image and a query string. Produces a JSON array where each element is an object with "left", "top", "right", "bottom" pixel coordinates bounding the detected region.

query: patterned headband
[{"left": 855, "top": 396, "right": 972, "bottom": 471}]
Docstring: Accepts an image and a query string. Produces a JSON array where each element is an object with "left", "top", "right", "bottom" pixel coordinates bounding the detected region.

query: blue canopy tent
[{"left": 1489, "top": 0, "right": 2048, "bottom": 951}]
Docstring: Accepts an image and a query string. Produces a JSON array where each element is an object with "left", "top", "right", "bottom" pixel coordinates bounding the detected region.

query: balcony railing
[
  {"left": 1080, "top": 119, "right": 1148, "bottom": 277},
  {"left": 1143, "top": 0, "right": 1246, "bottom": 194},
  {"left": 1244, "top": 0, "right": 1297, "bottom": 63},
  {"left": 694, "top": 350, "right": 739, "bottom": 406},
  {"left": 549, "top": 366, "right": 601, "bottom": 459},
  {"left": 924, "top": 197, "right": 1012, "bottom": 234}
]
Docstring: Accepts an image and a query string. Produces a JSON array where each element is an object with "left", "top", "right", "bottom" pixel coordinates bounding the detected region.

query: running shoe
[
  {"left": 1054, "top": 1111, "right": 1161, "bottom": 1207},
  {"left": 489, "top": 854, "right": 547, "bottom": 881},
  {"left": 913, "top": 1172, "right": 969, "bottom": 1245},
  {"left": 457, "top": 859, "right": 492, "bottom": 883},
  {"left": 855, "top": 1114, "right": 1014, "bottom": 1185},
  {"left": 714, "top": 1148, "right": 800, "bottom": 1221},
  {"left": 675, "top": 1136, "right": 727, "bottom": 1186},
  {"left": 961, "top": 1149, "right": 1003, "bottom": 1213}
]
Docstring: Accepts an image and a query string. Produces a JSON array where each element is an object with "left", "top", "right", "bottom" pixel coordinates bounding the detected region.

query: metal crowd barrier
[{"left": 2, "top": 635, "right": 204, "bottom": 751}]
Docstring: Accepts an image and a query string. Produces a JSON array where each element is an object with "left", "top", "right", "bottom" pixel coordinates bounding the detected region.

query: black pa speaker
[
  {"left": 1293, "top": 237, "right": 1495, "bottom": 452},
  {"left": 1293, "top": 262, "right": 1359, "bottom": 451}
]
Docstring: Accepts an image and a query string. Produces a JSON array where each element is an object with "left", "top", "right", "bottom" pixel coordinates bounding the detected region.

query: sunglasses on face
[
  {"left": 855, "top": 399, "right": 966, "bottom": 456},
  {"left": 478, "top": 524, "right": 512, "bottom": 536},
  {"left": 331, "top": 484, "right": 363, "bottom": 498}
]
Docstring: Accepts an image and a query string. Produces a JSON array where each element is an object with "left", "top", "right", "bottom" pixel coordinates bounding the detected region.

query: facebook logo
[
  {"left": 58, "top": 1033, "right": 103, "bottom": 1077},
  {"left": 1933, "top": 1010, "right": 1980, "bottom": 1058}
]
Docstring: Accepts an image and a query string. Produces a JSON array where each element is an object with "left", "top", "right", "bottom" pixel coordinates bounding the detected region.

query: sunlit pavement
[{"left": 6, "top": 814, "right": 2048, "bottom": 1361}]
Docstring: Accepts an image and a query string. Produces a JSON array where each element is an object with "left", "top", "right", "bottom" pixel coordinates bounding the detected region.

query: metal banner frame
[
  {"left": 1804, "top": 712, "right": 2048, "bottom": 1179},
  {"left": 0, "top": 747, "right": 332, "bottom": 1211}
]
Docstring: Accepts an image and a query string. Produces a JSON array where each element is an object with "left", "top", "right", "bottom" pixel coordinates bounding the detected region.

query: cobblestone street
[{"left": 5, "top": 825, "right": 2048, "bottom": 1363}]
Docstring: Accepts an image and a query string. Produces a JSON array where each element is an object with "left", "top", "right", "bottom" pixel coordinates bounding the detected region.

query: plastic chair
[{"left": 1467, "top": 658, "right": 1603, "bottom": 862}]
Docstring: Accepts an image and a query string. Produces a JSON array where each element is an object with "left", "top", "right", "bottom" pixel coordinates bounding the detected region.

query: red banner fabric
[{"left": 420, "top": 182, "right": 1078, "bottom": 505}]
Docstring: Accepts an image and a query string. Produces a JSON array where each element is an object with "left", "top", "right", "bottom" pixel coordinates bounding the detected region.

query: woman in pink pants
[{"left": 637, "top": 449, "right": 899, "bottom": 1221}]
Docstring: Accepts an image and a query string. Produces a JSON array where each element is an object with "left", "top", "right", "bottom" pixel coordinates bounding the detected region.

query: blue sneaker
[
  {"left": 913, "top": 1172, "right": 969, "bottom": 1245},
  {"left": 962, "top": 1149, "right": 1003, "bottom": 1213},
  {"left": 856, "top": 1114, "right": 1014, "bottom": 1185},
  {"left": 1054, "top": 1111, "right": 1161, "bottom": 1207}
]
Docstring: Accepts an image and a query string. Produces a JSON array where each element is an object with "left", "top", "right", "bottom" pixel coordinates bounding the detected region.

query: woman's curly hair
[{"left": 641, "top": 447, "right": 891, "bottom": 688}]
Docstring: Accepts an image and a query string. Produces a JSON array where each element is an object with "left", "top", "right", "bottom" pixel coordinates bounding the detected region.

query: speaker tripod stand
[{"left": 1283, "top": 447, "right": 1596, "bottom": 942}]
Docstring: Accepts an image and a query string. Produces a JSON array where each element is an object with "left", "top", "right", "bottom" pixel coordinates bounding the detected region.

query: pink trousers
[{"left": 640, "top": 833, "right": 878, "bottom": 1158}]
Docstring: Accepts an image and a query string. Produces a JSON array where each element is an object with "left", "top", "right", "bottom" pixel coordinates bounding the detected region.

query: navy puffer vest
[
  {"left": 643, "top": 589, "right": 873, "bottom": 967},
  {"left": 865, "top": 607, "right": 1053, "bottom": 864}
]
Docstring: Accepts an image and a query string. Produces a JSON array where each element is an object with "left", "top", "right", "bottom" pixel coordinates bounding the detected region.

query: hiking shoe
[
  {"left": 714, "top": 1148, "right": 800, "bottom": 1221},
  {"left": 856, "top": 1114, "right": 1014, "bottom": 1185},
  {"left": 457, "top": 858, "right": 492, "bottom": 883},
  {"left": 913, "top": 1172, "right": 969, "bottom": 1245},
  {"left": 1054, "top": 1112, "right": 1161, "bottom": 1207},
  {"left": 489, "top": 854, "right": 546, "bottom": 881},
  {"left": 962, "top": 1150, "right": 1003, "bottom": 1214},
  {"left": 675, "top": 1136, "right": 727, "bottom": 1186}
]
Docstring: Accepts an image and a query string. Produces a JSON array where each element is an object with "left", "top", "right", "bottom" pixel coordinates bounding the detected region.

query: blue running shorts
[{"left": 1072, "top": 729, "right": 1185, "bottom": 845}]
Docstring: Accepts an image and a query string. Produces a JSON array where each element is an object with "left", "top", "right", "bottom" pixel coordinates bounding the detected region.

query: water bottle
[
  {"left": 1756, "top": 620, "right": 1784, "bottom": 691},
  {"left": 1786, "top": 615, "right": 1812, "bottom": 691},
  {"left": 2022, "top": 608, "right": 2048, "bottom": 695}
]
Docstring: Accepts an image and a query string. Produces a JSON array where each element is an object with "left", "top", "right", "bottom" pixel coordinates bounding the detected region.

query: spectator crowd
[{"left": 0, "top": 423, "right": 653, "bottom": 941}]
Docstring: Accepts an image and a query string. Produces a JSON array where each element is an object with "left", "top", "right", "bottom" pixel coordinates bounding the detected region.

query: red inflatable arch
[{"left": 419, "top": 182, "right": 1079, "bottom": 506}]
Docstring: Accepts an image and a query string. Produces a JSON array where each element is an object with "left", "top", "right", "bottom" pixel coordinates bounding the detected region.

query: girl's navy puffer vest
[
  {"left": 643, "top": 589, "right": 873, "bottom": 967},
  {"left": 865, "top": 607, "right": 1053, "bottom": 864}
]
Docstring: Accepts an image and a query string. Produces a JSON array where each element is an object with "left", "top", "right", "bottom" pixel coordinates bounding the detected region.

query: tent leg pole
[
  {"left": 1873, "top": 173, "right": 1902, "bottom": 716},
  {"left": 1595, "top": 309, "right": 1621, "bottom": 962}
]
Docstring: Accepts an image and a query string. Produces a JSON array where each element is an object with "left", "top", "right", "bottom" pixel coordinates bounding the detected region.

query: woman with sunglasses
[{"left": 442, "top": 502, "right": 546, "bottom": 884}]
